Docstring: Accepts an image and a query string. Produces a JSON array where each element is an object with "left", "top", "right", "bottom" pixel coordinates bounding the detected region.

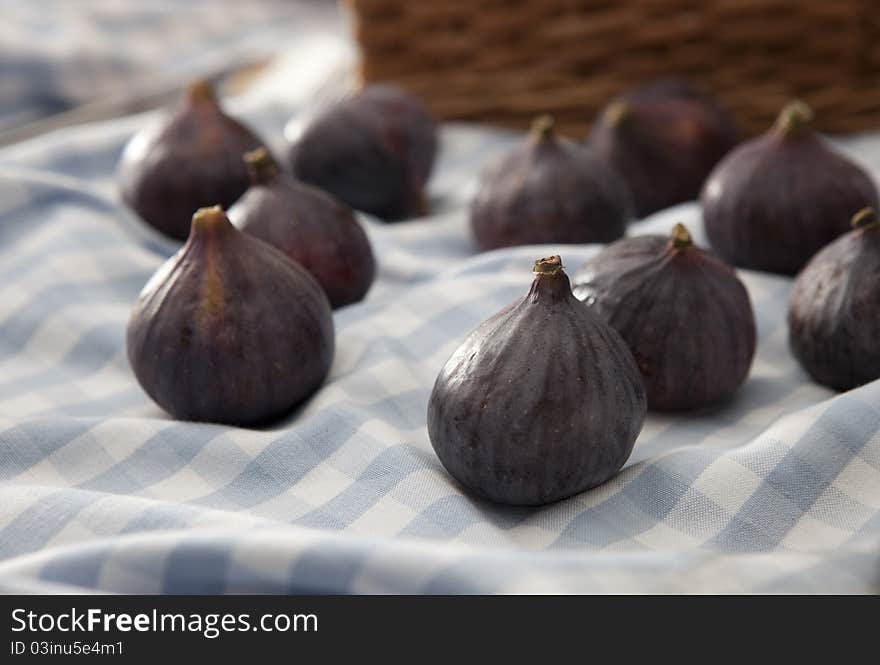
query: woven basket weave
[{"left": 348, "top": 0, "right": 880, "bottom": 137}]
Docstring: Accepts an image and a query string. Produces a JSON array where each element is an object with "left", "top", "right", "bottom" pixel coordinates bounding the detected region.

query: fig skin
[
  {"left": 117, "top": 80, "right": 266, "bottom": 240},
  {"left": 470, "top": 115, "right": 633, "bottom": 251},
  {"left": 288, "top": 84, "right": 437, "bottom": 221},
  {"left": 126, "top": 206, "right": 334, "bottom": 426},
  {"left": 572, "top": 224, "right": 756, "bottom": 411},
  {"left": 427, "top": 256, "right": 646, "bottom": 506},
  {"left": 701, "top": 101, "right": 880, "bottom": 275},
  {"left": 228, "top": 148, "right": 376, "bottom": 309},
  {"left": 788, "top": 207, "right": 880, "bottom": 391},
  {"left": 589, "top": 79, "right": 739, "bottom": 218}
]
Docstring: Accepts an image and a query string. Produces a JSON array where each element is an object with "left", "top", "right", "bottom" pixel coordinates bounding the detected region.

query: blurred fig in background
[
  {"left": 589, "top": 79, "right": 739, "bottom": 218},
  {"left": 470, "top": 115, "right": 632, "bottom": 251},
  {"left": 702, "top": 100, "right": 879, "bottom": 275},
  {"left": 126, "top": 206, "right": 334, "bottom": 426},
  {"left": 573, "top": 223, "right": 756, "bottom": 411},
  {"left": 228, "top": 148, "right": 375, "bottom": 309},
  {"left": 288, "top": 84, "right": 437, "bottom": 222},
  {"left": 788, "top": 207, "right": 880, "bottom": 391},
  {"left": 117, "top": 79, "right": 266, "bottom": 240}
]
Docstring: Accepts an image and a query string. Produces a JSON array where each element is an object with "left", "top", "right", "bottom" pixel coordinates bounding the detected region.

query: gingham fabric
[
  {"left": 3, "top": 26, "right": 880, "bottom": 595},
  {"left": 0, "top": 0, "right": 336, "bottom": 131}
]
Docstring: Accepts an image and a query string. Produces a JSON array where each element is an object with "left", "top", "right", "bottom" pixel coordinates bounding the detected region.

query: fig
[
  {"left": 126, "top": 206, "right": 334, "bottom": 425},
  {"left": 572, "top": 224, "right": 756, "bottom": 411},
  {"left": 788, "top": 207, "right": 880, "bottom": 391},
  {"left": 701, "top": 100, "right": 880, "bottom": 275},
  {"left": 470, "top": 115, "right": 632, "bottom": 251},
  {"left": 288, "top": 84, "right": 437, "bottom": 221},
  {"left": 117, "top": 79, "right": 266, "bottom": 240},
  {"left": 427, "top": 255, "right": 646, "bottom": 506},
  {"left": 589, "top": 79, "right": 738, "bottom": 217},
  {"left": 228, "top": 148, "right": 376, "bottom": 308}
]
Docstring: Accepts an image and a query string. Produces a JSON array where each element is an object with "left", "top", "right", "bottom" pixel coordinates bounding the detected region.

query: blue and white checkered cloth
[
  {"left": 2, "top": 13, "right": 880, "bottom": 594},
  {"left": 0, "top": 0, "right": 336, "bottom": 132}
]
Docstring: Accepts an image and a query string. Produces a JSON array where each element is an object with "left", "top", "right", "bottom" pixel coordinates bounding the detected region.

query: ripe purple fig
[
  {"left": 589, "top": 79, "right": 738, "bottom": 217},
  {"left": 288, "top": 84, "right": 437, "bottom": 221},
  {"left": 701, "top": 101, "right": 879, "bottom": 275},
  {"left": 470, "top": 115, "right": 632, "bottom": 251},
  {"left": 228, "top": 148, "right": 375, "bottom": 308},
  {"left": 118, "top": 79, "right": 267, "bottom": 240},
  {"left": 572, "top": 224, "right": 756, "bottom": 411},
  {"left": 126, "top": 206, "right": 334, "bottom": 425},
  {"left": 788, "top": 207, "right": 880, "bottom": 391},
  {"left": 427, "top": 255, "right": 646, "bottom": 506}
]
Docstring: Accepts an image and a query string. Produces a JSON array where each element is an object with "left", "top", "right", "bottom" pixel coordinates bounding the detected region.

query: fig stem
[
  {"left": 604, "top": 100, "right": 630, "bottom": 128},
  {"left": 530, "top": 115, "right": 555, "bottom": 142},
  {"left": 775, "top": 100, "right": 814, "bottom": 136},
  {"left": 186, "top": 79, "right": 217, "bottom": 104},
  {"left": 851, "top": 206, "right": 878, "bottom": 230},
  {"left": 671, "top": 223, "right": 693, "bottom": 250},
  {"left": 411, "top": 188, "right": 429, "bottom": 217},
  {"left": 244, "top": 147, "right": 279, "bottom": 184},
  {"left": 533, "top": 255, "right": 564, "bottom": 276},
  {"left": 191, "top": 205, "right": 231, "bottom": 234}
]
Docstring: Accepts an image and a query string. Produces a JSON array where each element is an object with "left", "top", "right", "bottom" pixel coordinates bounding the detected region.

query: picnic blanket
[{"left": 1, "top": 5, "right": 879, "bottom": 594}]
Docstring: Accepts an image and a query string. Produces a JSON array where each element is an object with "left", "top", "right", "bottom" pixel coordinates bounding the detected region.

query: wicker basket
[{"left": 348, "top": 0, "right": 880, "bottom": 137}]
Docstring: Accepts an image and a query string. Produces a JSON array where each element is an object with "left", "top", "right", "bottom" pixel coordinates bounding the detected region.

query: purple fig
[
  {"left": 427, "top": 255, "right": 646, "bottom": 506},
  {"left": 470, "top": 115, "right": 632, "bottom": 251},
  {"left": 126, "top": 206, "right": 334, "bottom": 425},
  {"left": 288, "top": 84, "right": 437, "bottom": 221},
  {"left": 788, "top": 207, "right": 880, "bottom": 391},
  {"left": 572, "top": 224, "right": 756, "bottom": 411},
  {"left": 589, "top": 79, "right": 738, "bottom": 217},
  {"left": 117, "top": 79, "right": 266, "bottom": 240},
  {"left": 701, "top": 100, "right": 879, "bottom": 275},
  {"left": 228, "top": 148, "right": 375, "bottom": 308}
]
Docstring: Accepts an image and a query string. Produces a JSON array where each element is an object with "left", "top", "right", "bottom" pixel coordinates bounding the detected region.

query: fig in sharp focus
[
  {"left": 470, "top": 115, "right": 632, "bottom": 251},
  {"left": 589, "top": 79, "right": 739, "bottom": 217},
  {"left": 572, "top": 224, "right": 756, "bottom": 411},
  {"left": 228, "top": 148, "right": 376, "bottom": 308},
  {"left": 117, "top": 79, "right": 267, "bottom": 240},
  {"left": 288, "top": 84, "right": 437, "bottom": 221},
  {"left": 126, "top": 206, "right": 334, "bottom": 425},
  {"left": 427, "top": 255, "right": 646, "bottom": 506},
  {"left": 701, "top": 100, "right": 880, "bottom": 275},
  {"left": 788, "top": 207, "right": 880, "bottom": 391}
]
